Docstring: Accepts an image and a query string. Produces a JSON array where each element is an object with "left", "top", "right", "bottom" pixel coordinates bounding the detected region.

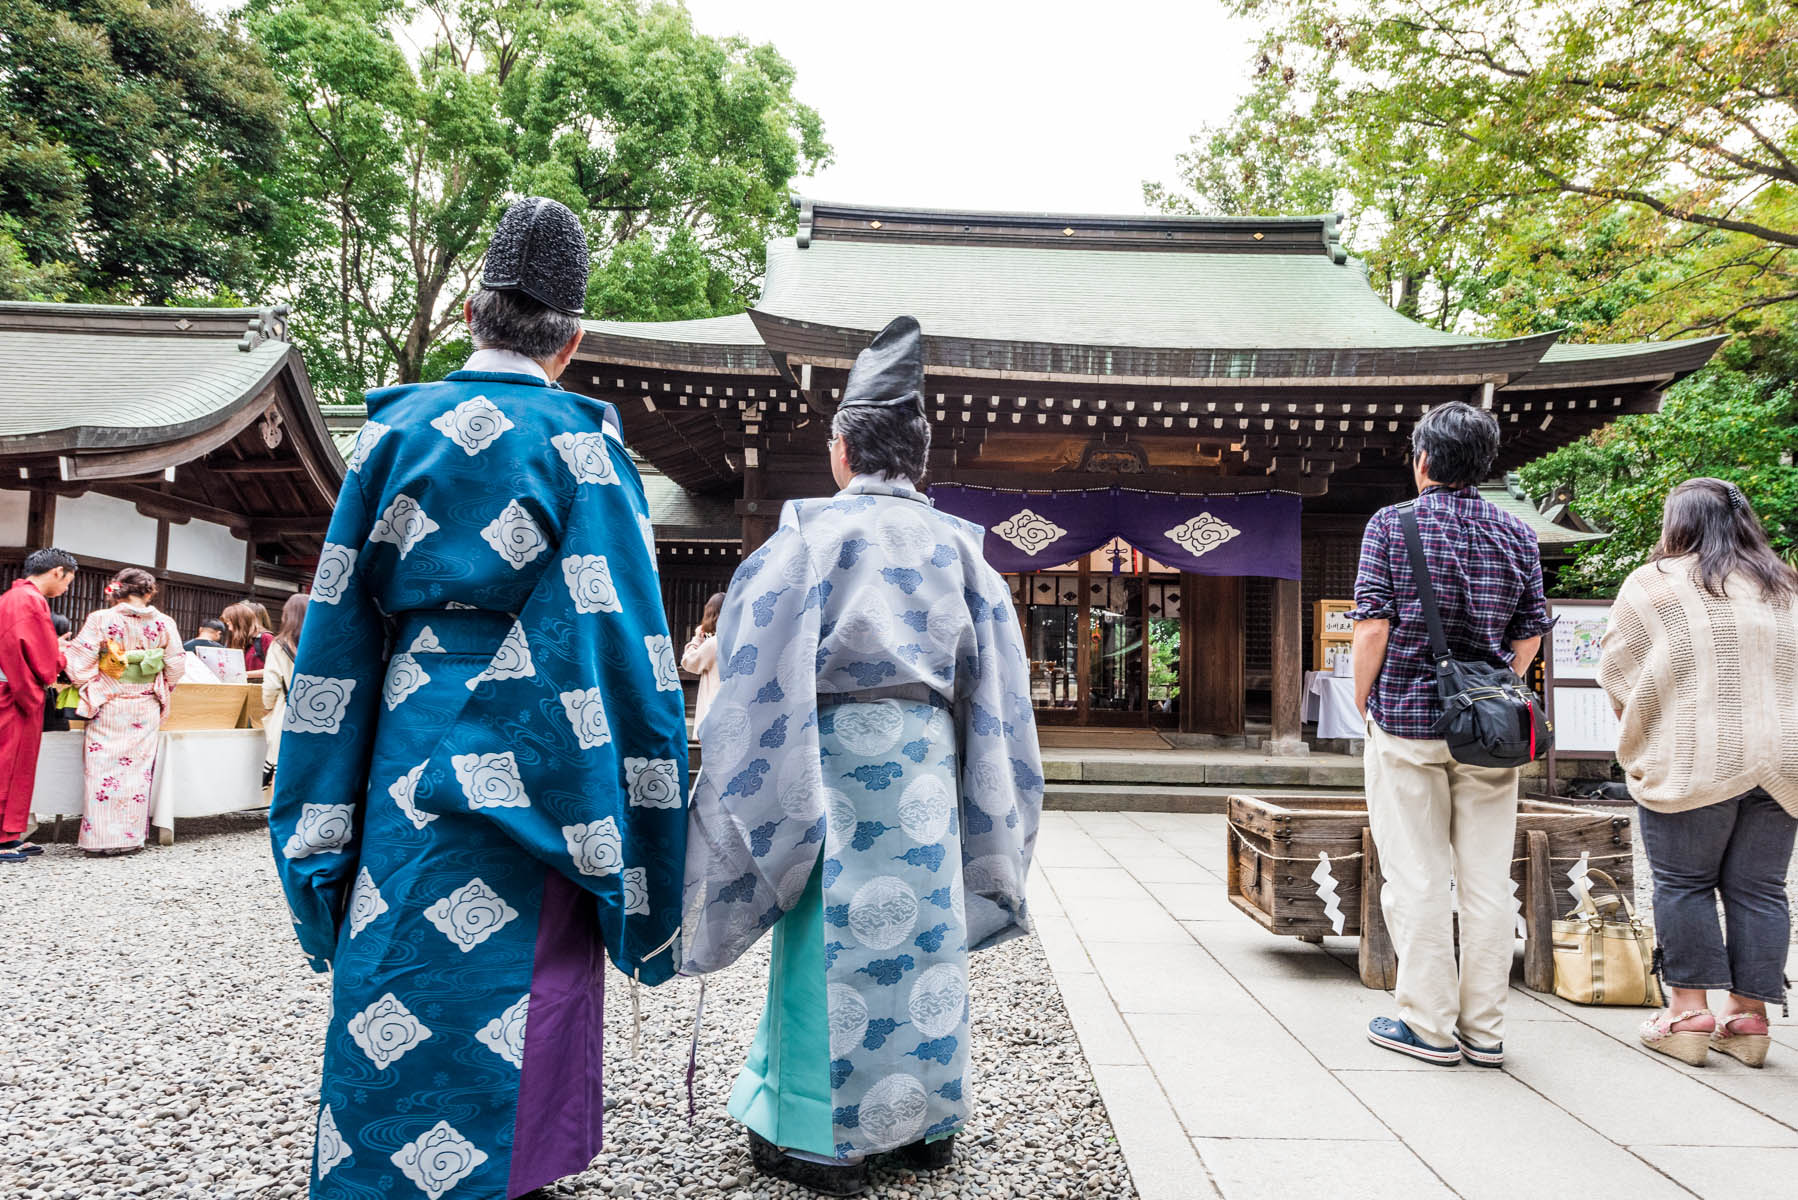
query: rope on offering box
[
  {"left": 1227, "top": 823, "right": 1635, "bottom": 936},
  {"left": 1225, "top": 821, "right": 1636, "bottom": 866}
]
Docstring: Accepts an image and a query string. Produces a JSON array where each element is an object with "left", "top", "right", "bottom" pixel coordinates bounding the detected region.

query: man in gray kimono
[{"left": 681, "top": 316, "right": 1044, "bottom": 1194}]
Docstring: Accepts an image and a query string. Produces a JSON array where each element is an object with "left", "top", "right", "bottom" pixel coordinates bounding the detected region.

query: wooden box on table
[
  {"left": 162, "top": 682, "right": 265, "bottom": 731},
  {"left": 1225, "top": 793, "right": 1634, "bottom": 992}
]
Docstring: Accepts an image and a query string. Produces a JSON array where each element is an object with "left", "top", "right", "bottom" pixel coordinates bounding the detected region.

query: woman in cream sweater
[
  {"left": 680, "top": 592, "right": 726, "bottom": 729},
  {"left": 1599, "top": 478, "right": 1798, "bottom": 1068}
]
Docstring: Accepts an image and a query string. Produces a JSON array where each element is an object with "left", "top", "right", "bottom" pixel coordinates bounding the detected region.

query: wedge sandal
[
  {"left": 1711, "top": 1013, "right": 1771, "bottom": 1068},
  {"left": 1639, "top": 1009, "right": 1714, "bottom": 1066}
]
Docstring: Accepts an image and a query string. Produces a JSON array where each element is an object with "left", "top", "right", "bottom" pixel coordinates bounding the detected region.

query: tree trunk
[
  {"left": 1394, "top": 271, "right": 1422, "bottom": 319},
  {"left": 397, "top": 275, "right": 447, "bottom": 384}
]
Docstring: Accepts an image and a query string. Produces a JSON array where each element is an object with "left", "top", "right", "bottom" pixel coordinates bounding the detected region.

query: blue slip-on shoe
[
  {"left": 1456, "top": 1037, "right": 1504, "bottom": 1068},
  {"left": 1367, "top": 1017, "right": 1461, "bottom": 1065}
]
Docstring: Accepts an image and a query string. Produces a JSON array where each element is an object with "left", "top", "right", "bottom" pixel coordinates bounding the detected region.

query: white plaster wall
[
  {"left": 167, "top": 518, "right": 249, "bottom": 583},
  {"left": 52, "top": 493, "right": 157, "bottom": 566},
  {"left": 0, "top": 488, "right": 31, "bottom": 546}
]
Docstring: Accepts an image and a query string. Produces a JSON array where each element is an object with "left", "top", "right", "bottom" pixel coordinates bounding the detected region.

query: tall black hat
[
  {"left": 481, "top": 197, "right": 590, "bottom": 317},
  {"left": 839, "top": 316, "right": 925, "bottom": 412}
]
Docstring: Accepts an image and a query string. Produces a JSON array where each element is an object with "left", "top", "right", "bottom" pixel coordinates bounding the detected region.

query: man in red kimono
[{"left": 0, "top": 547, "right": 77, "bottom": 861}]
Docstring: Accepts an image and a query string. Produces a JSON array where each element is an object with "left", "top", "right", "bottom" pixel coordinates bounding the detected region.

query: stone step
[
  {"left": 1045, "top": 782, "right": 1363, "bottom": 813},
  {"left": 1042, "top": 755, "right": 1365, "bottom": 790}
]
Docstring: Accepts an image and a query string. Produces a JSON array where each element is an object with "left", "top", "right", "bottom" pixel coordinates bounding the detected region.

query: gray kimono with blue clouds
[{"left": 681, "top": 476, "right": 1043, "bottom": 1156}]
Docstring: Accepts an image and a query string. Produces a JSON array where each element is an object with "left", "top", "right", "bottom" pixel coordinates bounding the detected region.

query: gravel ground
[{"left": 0, "top": 815, "right": 1134, "bottom": 1200}]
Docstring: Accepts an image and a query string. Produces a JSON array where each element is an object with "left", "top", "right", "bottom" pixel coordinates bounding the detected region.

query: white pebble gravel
[{"left": 0, "top": 814, "right": 1136, "bottom": 1199}]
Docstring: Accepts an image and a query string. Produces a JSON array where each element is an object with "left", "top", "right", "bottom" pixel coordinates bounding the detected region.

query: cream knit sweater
[{"left": 1598, "top": 557, "right": 1798, "bottom": 815}]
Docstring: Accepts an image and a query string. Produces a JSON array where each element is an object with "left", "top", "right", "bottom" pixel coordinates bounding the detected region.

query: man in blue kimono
[
  {"left": 269, "top": 197, "right": 690, "bottom": 1200},
  {"left": 681, "top": 317, "right": 1044, "bottom": 1195}
]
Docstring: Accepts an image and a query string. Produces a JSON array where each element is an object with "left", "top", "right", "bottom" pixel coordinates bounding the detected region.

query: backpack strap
[{"left": 1396, "top": 501, "right": 1452, "bottom": 666}]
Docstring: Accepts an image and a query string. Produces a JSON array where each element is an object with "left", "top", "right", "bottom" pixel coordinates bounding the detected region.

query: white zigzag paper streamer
[
  {"left": 1508, "top": 876, "right": 1527, "bottom": 939},
  {"left": 1312, "top": 852, "right": 1345, "bottom": 934},
  {"left": 1567, "top": 850, "right": 1593, "bottom": 910}
]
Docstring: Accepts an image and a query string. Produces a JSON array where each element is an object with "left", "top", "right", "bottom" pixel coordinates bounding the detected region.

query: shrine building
[
  {"left": 0, "top": 302, "right": 343, "bottom": 631},
  {"left": 569, "top": 198, "right": 1721, "bottom": 751}
]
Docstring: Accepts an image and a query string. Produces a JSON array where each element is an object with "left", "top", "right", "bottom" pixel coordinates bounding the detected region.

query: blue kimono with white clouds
[
  {"left": 681, "top": 476, "right": 1043, "bottom": 1160},
  {"left": 268, "top": 368, "right": 689, "bottom": 1200}
]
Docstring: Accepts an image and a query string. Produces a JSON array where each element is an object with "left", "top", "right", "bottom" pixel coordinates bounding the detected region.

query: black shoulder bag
[{"left": 1397, "top": 501, "right": 1552, "bottom": 768}]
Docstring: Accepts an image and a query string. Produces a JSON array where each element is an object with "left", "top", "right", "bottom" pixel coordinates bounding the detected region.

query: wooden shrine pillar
[
  {"left": 1268, "top": 576, "right": 1307, "bottom": 755},
  {"left": 1180, "top": 572, "right": 1244, "bottom": 736},
  {"left": 737, "top": 447, "right": 777, "bottom": 556}
]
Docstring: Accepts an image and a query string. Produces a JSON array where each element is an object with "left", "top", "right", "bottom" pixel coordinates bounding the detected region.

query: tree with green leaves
[
  {"left": 0, "top": 0, "right": 285, "bottom": 303},
  {"left": 249, "top": 0, "right": 829, "bottom": 401},
  {"left": 1154, "top": 0, "right": 1798, "bottom": 593},
  {"left": 1518, "top": 366, "right": 1798, "bottom": 594},
  {"left": 1173, "top": 0, "right": 1798, "bottom": 347}
]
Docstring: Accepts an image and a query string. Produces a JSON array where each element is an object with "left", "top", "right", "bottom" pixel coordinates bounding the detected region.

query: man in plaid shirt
[{"left": 1350, "top": 402, "right": 1553, "bottom": 1068}]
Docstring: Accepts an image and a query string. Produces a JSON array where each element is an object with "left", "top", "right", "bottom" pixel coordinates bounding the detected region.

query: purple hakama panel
[{"left": 508, "top": 869, "right": 606, "bottom": 1197}]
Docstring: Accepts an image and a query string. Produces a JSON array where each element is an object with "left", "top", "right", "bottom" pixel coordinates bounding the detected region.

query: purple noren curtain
[{"left": 928, "top": 485, "right": 1301, "bottom": 579}]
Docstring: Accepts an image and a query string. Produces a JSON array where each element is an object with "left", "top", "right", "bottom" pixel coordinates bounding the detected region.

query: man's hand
[{"left": 1352, "top": 618, "right": 1391, "bottom": 717}]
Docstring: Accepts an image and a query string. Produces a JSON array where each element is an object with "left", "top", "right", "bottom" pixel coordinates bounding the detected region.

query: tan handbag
[{"left": 1551, "top": 868, "right": 1663, "bottom": 1007}]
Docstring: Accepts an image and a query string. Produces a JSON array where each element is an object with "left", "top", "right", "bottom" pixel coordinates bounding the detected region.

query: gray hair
[
  {"left": 831, "top": 404, "right": 931, "bottom": 483},
  {"left": 467, "top": 286, "right": 582, "bottom": 362}
]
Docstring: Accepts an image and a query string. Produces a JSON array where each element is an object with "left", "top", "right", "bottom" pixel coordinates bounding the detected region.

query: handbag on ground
[{"left": 1551, "top": 868, "right": 1663, "bottom": 1008}]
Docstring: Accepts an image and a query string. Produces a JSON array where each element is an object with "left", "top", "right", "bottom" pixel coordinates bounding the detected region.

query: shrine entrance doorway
[{"left": 1007, "top": 540, "right": 1184, "bottom": 728}]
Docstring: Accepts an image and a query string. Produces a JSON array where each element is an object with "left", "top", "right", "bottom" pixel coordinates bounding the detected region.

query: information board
[
  {"left": 1544, "top": 598, "right": 1617, "bottom": 771},
  {"left": 1551, "top": 686, "right": 1620, "bottom": 754},
  {"left": 1549, "top": 599, "right": 1612, "bottom": 682}
]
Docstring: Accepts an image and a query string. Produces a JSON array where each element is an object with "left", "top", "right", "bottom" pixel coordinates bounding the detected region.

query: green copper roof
[
  {"left": 584, "top": 313, "right": 760, "bottom": 345},
  {"left": 0, "top": 302, "right": 295, "bottom": 451},
  {"left": 754, "top": 238, "right": 1483, "bottom": 351},
  {"left": 1480, "top": 482, "right": 1606, "bottom": 547},
  {"left": 571, "top": 199, "right": 1724, "bottom": 388}
]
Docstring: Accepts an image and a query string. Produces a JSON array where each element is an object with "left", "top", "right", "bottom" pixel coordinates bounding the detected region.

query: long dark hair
[
  {"left": 275, "top": 592, "right": 309, "bottom": 659},
  {"left": 220, "top": 601, "right": 268, "bottom": 651},
  {"left": 1651, "top": 477, "right": 1797, "bottom": 602}
]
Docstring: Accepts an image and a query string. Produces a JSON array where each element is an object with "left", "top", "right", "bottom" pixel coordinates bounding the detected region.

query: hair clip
[{"left": 1726, "top": 485, "right": 1747, "bottom": 512}]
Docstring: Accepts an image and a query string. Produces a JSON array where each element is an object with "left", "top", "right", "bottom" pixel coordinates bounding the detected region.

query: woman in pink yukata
[{"left": 64, "top": 567, "right": 186, "bottom": 856}]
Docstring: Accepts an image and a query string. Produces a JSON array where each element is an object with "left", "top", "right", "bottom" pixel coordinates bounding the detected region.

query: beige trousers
[{"left": 1364, "top": 718, "right": 1521, "bottom": 1048}]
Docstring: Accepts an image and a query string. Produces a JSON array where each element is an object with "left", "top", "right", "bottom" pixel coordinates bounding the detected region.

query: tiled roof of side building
[
  {"left": 0, "top": 302, "right": 298, "bottom": 450},
  {"left": 637, "top": 468, "right": 739, "bottom": 540},
  {"left": 1479, "top": 481, "right": 1607, "bottom": 548}
]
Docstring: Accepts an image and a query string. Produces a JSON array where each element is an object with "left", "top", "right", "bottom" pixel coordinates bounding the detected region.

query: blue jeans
[{"left": 1636, "top": 789, "right": 1796, "bottom": 1004}]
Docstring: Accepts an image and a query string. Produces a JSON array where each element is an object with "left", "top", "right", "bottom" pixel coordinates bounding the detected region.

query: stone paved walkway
[{"left": 1031, "top": 810, "right": 1798, "bottom": 1200}]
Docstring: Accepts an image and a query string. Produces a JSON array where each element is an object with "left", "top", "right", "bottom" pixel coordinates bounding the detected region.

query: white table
[
  {"left": 30, "top": 728, "right": 267, "bottom": 844},
  {"left": 1302, "top": 670, "right": 1365, "bottom": 741}
]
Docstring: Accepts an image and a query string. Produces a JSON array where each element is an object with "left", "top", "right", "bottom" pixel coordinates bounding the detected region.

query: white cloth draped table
[
  {"left": 1303, "top": 670, "right": 1364, "bottom": 740},
  {"left": 29, "top": 728, "right": 267, "bottom": 843}
]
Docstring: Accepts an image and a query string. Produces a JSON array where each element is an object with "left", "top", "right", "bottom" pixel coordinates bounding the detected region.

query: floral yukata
[
  {"left": 682, "top": 477, "right": 1044, "bottom": 1161},
  {"left": 269, "top": 366, "right": 689, "bottom": 1200},
  {"left": 64, "top": 602, "right": 185, "bottom": 851}
]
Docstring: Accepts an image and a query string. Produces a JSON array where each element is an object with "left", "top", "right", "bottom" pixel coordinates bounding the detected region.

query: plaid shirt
[{"left": 1351, "top": 485, "right": 1554, "bottom": 739}]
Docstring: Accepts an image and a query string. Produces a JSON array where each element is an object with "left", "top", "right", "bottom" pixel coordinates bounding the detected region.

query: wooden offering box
[
  {"left": 163, "top": 683, "right": 265, "bottom": 732},
  {"left": 1226, "top": 793, "right": 1634, "bottom": 992}
]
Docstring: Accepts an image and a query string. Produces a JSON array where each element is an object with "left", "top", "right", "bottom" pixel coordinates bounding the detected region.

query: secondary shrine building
[
  {"left": 0, "top": 302, "right": 343, "bottom": 630},
  {"left": 568, "top": 198, "right": 1720, "bottom": 751}
]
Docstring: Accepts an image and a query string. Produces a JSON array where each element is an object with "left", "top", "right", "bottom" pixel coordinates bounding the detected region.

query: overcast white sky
[
  {"left": 682, "top": 1, "right": 1256, "bottom": 213},
  {"left": 200, "top": 0, "right": 1257, "bottom": 214}
]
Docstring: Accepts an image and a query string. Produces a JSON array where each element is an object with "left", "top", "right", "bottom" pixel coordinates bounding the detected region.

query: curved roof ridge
[{"left": 799, "top": 194, "right": 1340, "bottom": 229}]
